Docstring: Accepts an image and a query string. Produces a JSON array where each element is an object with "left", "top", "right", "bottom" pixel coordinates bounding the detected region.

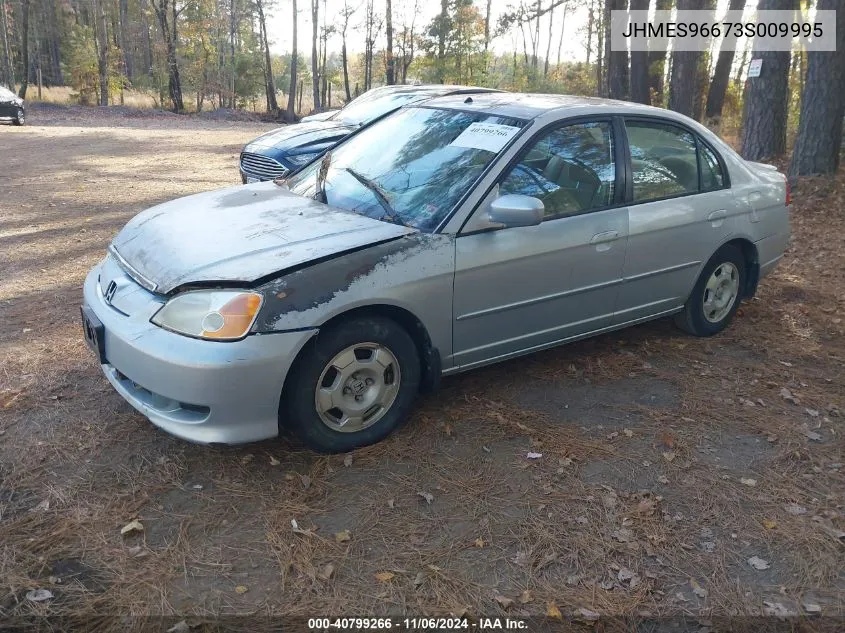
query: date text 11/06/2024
[{"left": 308, "top": 618, "right": 529, "bottom": 630}]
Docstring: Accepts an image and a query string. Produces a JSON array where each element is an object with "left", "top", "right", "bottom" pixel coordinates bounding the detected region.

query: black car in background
[
  {"left": 239, "top": 84, "right": 499, "bottom": 183},
  {"left": 0, "top": 86, "right": 25, "bottom": 125}
]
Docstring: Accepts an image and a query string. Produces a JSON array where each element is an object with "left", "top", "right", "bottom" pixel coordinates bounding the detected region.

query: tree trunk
[
  {"left": 647, "top": 0, "right": 673, "bottom": 105},
  {"left": 484, "top": 0, "right": 491, "bottom": 52},
  {"left": 311, "top": 0, "right": 319, "bottom": 109},
  {"left": 229, "top": 0, "right": 236, "bottom": 107},
  {"left": 1, "top": 0, "right": 15, "bottom": 88},
  {"left": 595, "top": 4, "right": 603, "bottom": 94},
  {"left": 692, "top": 0, "right": 716, "bottom": 120},
  {"left": 18, "top": 0, "right": 30, "bottom": 98},
  {"left": 385, "top": 0, "right": 394, "bottom": 84},
  {"left": 94, "top": 0, "right": 109, "bottom": 106},
  {"left": 286, "top": 0, "right": 298, "bottom": 119},
  {"left": 118, "top": 0, "right": 133, "bottom": 80},
  {"left": 556, "top": 5, "right": 567, "bottom": 67},
  {"left": 739, "top": 0, "right": 796, "bottom": 160},
  {"left": 341, "top": 1, "right": 351, "bottom": 101},
  {"left": 436, "top": 0, "right": 447, "bottom": 82},
  {"left": 705, "top": 0, "right": 746, "bottom": 120},
  {"left": 628, "top": 0, "right": 649, "bottom": 103},
  {"left": 607, "top": 0, "right": 628, "bottom": 99},
  {"left": 585, "top": 3, "right": 593, "bottom": 66},
  {"left": 669, "top": 0, "right": 704, "bottom": 116},
  {"left": 256, "top": 0, "right": 278, "bottom": 114},
  {"left": 789, "top": 0, "right": 845, "bottom": 177},
  {"left": 154, "top": 0, "right": 184, "bottom": 112},
  {"left": 543, "top": 3, "right": 554, "bottom": 77}
]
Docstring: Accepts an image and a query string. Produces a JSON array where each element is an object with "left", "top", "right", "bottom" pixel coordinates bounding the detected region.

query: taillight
[{"left": 785, "top": 178, "right": 792, "bottom": 206}]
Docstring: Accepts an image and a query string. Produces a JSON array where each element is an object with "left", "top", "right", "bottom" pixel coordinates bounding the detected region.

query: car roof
[
  {"left": 363, "top": 84, "right": 501, "bottom": 98},
  {"left": 420, "top": 92, "right": 680, "bottom": 121}
]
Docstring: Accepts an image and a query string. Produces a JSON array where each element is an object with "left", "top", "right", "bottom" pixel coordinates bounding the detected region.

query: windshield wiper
[{"left": 342, "top": 168, "right": 407, "bottom": 226}]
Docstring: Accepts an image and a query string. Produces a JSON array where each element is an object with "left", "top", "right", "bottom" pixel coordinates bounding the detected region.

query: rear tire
[
  {"left": 675, "top": 244, "right": 746, "bottom": 337},
  {"left": 13, "top": 108, "right": 24, "bottom": 126},
  {"left": 281, "top": 316, "right": 420, "bottom": 453}
]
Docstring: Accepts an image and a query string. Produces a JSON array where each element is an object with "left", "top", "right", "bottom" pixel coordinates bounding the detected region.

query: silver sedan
[{"left": 81, "top": 93, "right": 790, "bottom": 452}]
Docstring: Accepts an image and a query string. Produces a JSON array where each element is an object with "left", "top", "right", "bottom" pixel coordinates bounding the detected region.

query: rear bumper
[{"left": 83, "top": 261, "right": 315, "bottom": 444}]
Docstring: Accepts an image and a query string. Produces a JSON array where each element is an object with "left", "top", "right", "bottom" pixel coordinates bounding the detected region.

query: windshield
[
  {"left": 0, "top": 86, "right": 16, "bottom": 100},
  {"left": 331, "top": 89, "right": 433, "bottom": 126},
  {"left": 285, "top": 107, "right": 526, "bottom": 231}
]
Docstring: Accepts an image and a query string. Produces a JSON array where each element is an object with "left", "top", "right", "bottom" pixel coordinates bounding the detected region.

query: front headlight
[
  {"left": 287, "top": 152, "right": 319, "bottom": 166},
  {"left": 151, "top": 290, "right": 263, "bottom": 341}
]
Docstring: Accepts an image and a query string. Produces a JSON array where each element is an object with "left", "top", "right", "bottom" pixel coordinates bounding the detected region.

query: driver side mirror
[{"left": 487, "top": 194, "right": 544, "bottom": 228}]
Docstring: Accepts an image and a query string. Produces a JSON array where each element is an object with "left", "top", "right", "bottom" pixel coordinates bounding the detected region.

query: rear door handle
[{"left": 590, "top": 230, "right": 619, "bottom": 244}]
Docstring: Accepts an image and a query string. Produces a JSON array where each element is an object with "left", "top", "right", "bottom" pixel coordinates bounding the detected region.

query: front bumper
[{"left": 82, "top": 259, "right": 315, "bottom": 444}]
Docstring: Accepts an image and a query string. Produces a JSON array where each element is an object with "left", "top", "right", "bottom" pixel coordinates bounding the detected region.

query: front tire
[
  {"left": 675, "top": 244, "right": 746, "bottom": 336},
  {"left": 282, "top": 316, "right": 420, "bottom": 453},
  {"left": 13, "top": 108, "right": 24, "bottom": 126}
]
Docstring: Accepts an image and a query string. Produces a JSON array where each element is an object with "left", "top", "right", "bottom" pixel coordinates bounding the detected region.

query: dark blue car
[{"left": 239, "top": 84, "right": 499, "bottom": 183}]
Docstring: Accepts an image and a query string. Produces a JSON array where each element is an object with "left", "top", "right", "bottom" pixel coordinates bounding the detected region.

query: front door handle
[{"left": 590, "top": 230, "right": 619, "bottom": 244}]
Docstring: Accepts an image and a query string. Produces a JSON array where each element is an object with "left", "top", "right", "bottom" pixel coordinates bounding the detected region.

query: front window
[{"left": 285, "top": 107, "right": 526, "bottom": 231}]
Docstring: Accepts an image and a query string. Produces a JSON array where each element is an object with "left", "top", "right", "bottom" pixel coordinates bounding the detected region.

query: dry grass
[{"left": 0, "top": 107, "right": 843, "bottom": 627}]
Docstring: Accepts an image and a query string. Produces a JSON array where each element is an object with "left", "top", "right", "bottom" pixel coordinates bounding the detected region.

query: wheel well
[
  {"left": 288, "top": 305, "right": 441, "bottom": 398},
  {"left": 723, "top": 238, "right": 759, "bottom": 298}
]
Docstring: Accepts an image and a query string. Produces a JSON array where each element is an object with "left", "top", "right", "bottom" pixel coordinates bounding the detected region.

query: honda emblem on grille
[{"left": 104, "top": 280, "right": 118, "bottom": 305}]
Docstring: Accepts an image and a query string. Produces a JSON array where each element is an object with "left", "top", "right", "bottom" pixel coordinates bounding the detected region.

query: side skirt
[{"left": 442, "top": 306, "right": 684, "bottom": 376}]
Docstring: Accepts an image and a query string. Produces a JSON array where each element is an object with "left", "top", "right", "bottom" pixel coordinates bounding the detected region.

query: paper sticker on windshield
[{"left": 449, "top": 123, "right": 521, "bottom": 153}]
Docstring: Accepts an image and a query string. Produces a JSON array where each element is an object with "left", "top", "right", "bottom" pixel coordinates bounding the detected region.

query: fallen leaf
[
  {"left": 443, "top": 423, "right": 453, "bottom": 436},
  {"left": 375, "top": 571, "right": 395, "bottom": 582},
  {"left": 740, "top": 478, "right": 757, "bottom": 487},
  {"left": 335, "top": 530, "right": 351, "bottom": 543},
  {"left": 418, "top": 491, "right": 434, "bottom": 504},
  {"left": 658, "top": 430, "right": 676, "bottom": 448},
  {"left": 387, "top": 498, "right": 395, "bottom": 508},
  {"left": 700, "top": 541, "right": 716, "bottom": 553},
  {"left": 763, "top": 519, "right": 778, "bottom": 530},
  {"left": 526, "top": 452, "right": 543, "bottom": 459},
  {"left": 474, "top": 537, "right": 484, "bottom": 548},
  {"left": 780, "top": 387, "right": 799, "bottom": 404},
  {"left": 493, "top": 594, "right": 514, "bottom": 609},
  {"left": 575, "top": 607, "right": 600, "bottom": 621},
  {"left": 317, "top": 564, "right": 335, "bottom": 580},
  {"left": 802, "top": 601, "right": 821, "bottom": 614},
  {"left": 343, "top": 454, "right": 353, "bottom": 467},
  {"left": 413, "top": 572, "right": 425, "bottom": 588},
  {"left": 166, "top": 621, "right": 190, "bottom": 633},
  {"left": 662, "top": 451, "right": 676, "bottom": 463},
  {"left": 234, "top": 585, "right": 248, "bottom": 594},
  {"left": 805, "top": 408, "right": 819, "bottom": 418},
  {"left": 748, "top": 556, "right": 770, "bottom": 570},
  {"left": 612, "top": 528, "right": 634, "bottom": 543},
  {"left": 623, "top": 429, "right": 634, "bottom": 437},
  {"left": 241, "top": 454, "right": 254, "bottom": 464},
  {"left": 763, "top": 601, "right": 792, "bottom": 617},
  {"left": 300, "top": 475, "right": 311, "bottom": 489},
  {"left": 25, "top": 589, "right": 53, "bottom": 602},
  {"left": 634, "top": 498, "right": 657, "bottom": 515},
  {"left": 805, "top": 430, "right": 822, "bottom": 442},
  {"left": 33, "top": 499, "right": 50, "bottom": 512},
  {"left": 269, "top": 456, "right": 281, "bottom": 466},
  {"left": 690, "top": 578, "right": 708, "bottom": 599},
  {"left": 120, "top": 519, "right": 144, "bottom": 536},
  {"left": 290, "top": 518, "right": 314, "bottom": 536},
  {"left": 546, "top": 601, "right": 561, "bottom": 618},
  {"left": 519, "top": 590, "right": 533, "bottom": 604},
  {"left": 617, "top": 568, "right": 635, "bottom": 583}
]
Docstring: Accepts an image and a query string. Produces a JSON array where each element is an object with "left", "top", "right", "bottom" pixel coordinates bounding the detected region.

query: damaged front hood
[{"left": 110, "top": 181, "right": 416, "bottom": 294}]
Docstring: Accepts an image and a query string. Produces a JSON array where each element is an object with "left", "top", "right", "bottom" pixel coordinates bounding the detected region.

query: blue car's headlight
[{"left": 287, "top": 152, "right": 319, "bottom": 166}]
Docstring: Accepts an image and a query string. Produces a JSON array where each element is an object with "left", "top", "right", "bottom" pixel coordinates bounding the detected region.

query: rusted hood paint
[{"left": 110, "top": 181, "right": 416, "bottom": 294}]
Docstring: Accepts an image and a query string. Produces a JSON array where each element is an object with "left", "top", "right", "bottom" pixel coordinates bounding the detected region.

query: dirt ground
[{"left": 1, "top": 105, "right": 843, "bottom": 629}]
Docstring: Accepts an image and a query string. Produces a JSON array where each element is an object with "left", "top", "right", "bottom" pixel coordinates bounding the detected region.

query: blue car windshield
[
  {"left": 284, "top": 107, "right": 526, "bottom": 231},
  {"left": 331, "top": 90, "right": 428, "bottom": 126}
]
